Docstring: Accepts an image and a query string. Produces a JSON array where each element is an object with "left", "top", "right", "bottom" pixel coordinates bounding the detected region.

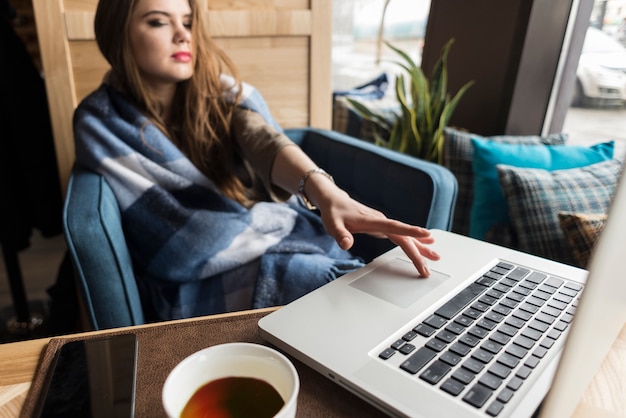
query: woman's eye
[
  {"left": 147, "top": 19, "right": 166, "bottom": 28},
  {"left": 184, "top": 21, "right": 192, "bottom": 29}
]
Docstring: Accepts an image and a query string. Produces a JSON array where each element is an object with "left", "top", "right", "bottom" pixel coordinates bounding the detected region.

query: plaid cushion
[
  {"left": 332, "top": 96, "right": 400, "bottom": 144},
  {"left": 442, "top": 127, "right": 567, "bottom": 236},
  {"left": 497, "top": 159, "right": 622, "bottom": 266},
  {"left": 558, "top": 212, "right": 607, "bottom": 268}
]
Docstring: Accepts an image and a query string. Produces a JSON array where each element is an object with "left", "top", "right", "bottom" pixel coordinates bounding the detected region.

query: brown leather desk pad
[{"left": 21, "top": 310, "right": 387, "bottom": 417}]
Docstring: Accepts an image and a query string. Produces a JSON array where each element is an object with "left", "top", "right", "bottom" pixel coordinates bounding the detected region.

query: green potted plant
[{"left": 346, "top": 39, "right": 474, "bottom": 164}]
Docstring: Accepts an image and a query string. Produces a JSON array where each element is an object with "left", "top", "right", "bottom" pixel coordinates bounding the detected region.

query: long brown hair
[{"left": 94, "top": 0, "right": 250, "bottom": 205}]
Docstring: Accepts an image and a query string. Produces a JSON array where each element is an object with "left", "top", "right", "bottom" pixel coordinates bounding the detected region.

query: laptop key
[
  {"left": 497, "top": 387, "right": 515, "bottom": 403},
  {"left": 486, "top": 400, "right": 505, "bottom": 417},
  {"left": 463, "top": 358, "right": 485, "bottom": 374},
  {"left": 477, "top": 276, "right": 497, "bottom": 287},
  {"left": 482, "top": 340, "right": 504, "bottom": 355},
  {"left": 400, "top": 347, "right": 437, "bottom": 374},
  {"left": 471, "top": 301, "right": 490, "bottom": 312},
  {"left": 477, "top": 318, "right": 497, "bottom": 331},
  {"left": 541, "top": 306, "right": 562, "bottom": 318},
  {"left": 545, "top": 277, "right": 564, "bottom": 288},
  {"left": 463, "top": 383, "right": 493, "bottom": 408},
  {"left": 496, "top": 262, "right": 514, "bottom": 271},
  {"left": 554, "top": 320, "right": 569, "bottom": 332},
  {"left": 564, "top": 281, "right": 583, "bottom": 292},
  {"left": 391, "top": 339, "right": 404, "bottom": 349},
  {"left": 507, "top": 267, "right": 530, "bottom": 281},
  {"left": 399, "top": 343, "right": 416, "bottom": 355},
  {"left": 504, "top": 316, "right": 525, "bottom": 329},
  {"left": 516, "top": 365, "right": 532, "bottom": 379},
  {"left": 413, "top": 323, "right": 436, "bottom": 337},
  {"left": 402, "top": 330, "right": 418, "bottom": 341},
  {"left": 459, "top": 333, "right": 481, "bottom": 347},
  {"left": 445, "top": 322, "right": 466, "bottom": 335},
  {"left": 521, "top": 328, "right": 543, "bottom": 341},
  {"left": 379, "top": 348, "right": 395, "bottom": 360},
  {"left": 468, "top": 326, "right": 489, "bottom": 339},
  {"left": 512, "top": 309, "right": 533, "bottom": 321},
  {"left": 490, "top": 332, "right": 511, "bottom": 346},
  {"left": 434, "top": 283, "right": 486, "bottom": 320},
  {"left": 478, "top": 373, "right": 502, "bottom": 390},
  {"left": 454, "top": 315, "right": 474, "bottom": 327},
  {"left": 493, "top": 304, "right": 512, "bottom": 316},
  {"left": 507, "top": 376, "right": 524, "bottom": 391},
  {"left": 426, "top": 338, "right": 447, "bottom": 352},
  {"left": 419, "top": 360, "right": 451, "bottom": 385},
  {"left": 525, "top": 355, "right": 540, "bottom": 369},
  {"left": 472, "top": 348, "right": 494, "bottom": 364},
  {"left": 533, "top": 346, "right": 548, "bottom": 358},
  {"left": 449, "top": 341, "right": 472, "bottom": 357},
  {"left": 500, "top": 298, "right": 519, "bottom": 310},
  {"left": 441, "top": 378, "right": 465, "bottom": 396},
  {"left": 547, "top": 329, "right": 562, "bottom": 340},
  {"left": 452, "top": 367, "right": 476, "bottom": 385},
  {"left": 463, "top": 307, "right": 483, "bottom": 319},
  {"left": 485, "top": 311, "right": 505, "bottom": 323},
  {"left": 423, "top": 314, "right": 448, "bottom": 329},
  {"left": 560, "top": 287, "right": 579, "bottom": 298},
  {"left": 526, "top": 271, "right": 547, "bottom": 284},
  {"left": 528, "top": 319, "right": 550, "bottom": 333},
  {"left": 497, "top": 353, "right": 520, "bottom": 369},
  {"left": 436, "top": 329, "right": 458, "bottom": 344},
  {"left": 513, "top": 335, "right": 536, "bottom": 350},
  {"left": 505, "top": 344, "right": 528, "bottom": 359},
  {"left": 488, "top": 363, "right": 512, "bottom": 379},
  {"left": 439, "top": 351, "right": 462, "bottom": 366}
]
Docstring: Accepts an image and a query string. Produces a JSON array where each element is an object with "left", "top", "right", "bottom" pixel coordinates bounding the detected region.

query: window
[
  {"left": 561, "top": 0, "right": 626, "bottom": 158},
  {"left": 332, "top": 0, "right": 430, "bottom": 91}
]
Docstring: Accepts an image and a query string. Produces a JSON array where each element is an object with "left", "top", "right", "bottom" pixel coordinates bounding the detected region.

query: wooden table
[{"left": 1, "top": 309, "right": 625, "bottom": 418}]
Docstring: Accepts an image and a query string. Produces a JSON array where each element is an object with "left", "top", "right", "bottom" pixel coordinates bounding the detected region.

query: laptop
[{"left": 259, "top": 169, "right": 626, "bottom": 418}]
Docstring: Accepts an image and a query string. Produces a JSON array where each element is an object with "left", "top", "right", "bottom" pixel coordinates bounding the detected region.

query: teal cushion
[{"left": 470, "top": 138, "right": 614, "bottom": 241}]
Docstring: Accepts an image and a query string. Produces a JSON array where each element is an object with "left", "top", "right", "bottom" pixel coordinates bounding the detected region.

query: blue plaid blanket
[{"left": 73, "top": 81, "right": 363, "bottom": 320}]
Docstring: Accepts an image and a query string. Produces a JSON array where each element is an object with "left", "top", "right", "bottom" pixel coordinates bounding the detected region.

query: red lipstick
[{"left": 172, "top": 52, "right": 191, "bottom": 62}]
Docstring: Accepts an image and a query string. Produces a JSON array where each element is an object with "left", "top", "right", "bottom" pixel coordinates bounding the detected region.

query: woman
[{"left": 74, "top": 0, "right": 440, "bottom": 320}]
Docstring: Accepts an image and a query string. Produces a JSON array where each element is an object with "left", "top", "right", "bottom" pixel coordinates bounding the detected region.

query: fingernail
[{"left": 339, "top": 236, "right": 351, "bottom": 250}]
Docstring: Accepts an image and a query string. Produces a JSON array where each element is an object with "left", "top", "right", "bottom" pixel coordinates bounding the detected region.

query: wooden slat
[
  {"left": 208, "top": 0, "right": 309, "bottom": 10},
  {"left": 70, "top": 42, "right": 109, "bottom": 102},
  {"left": 65, "top": 10, "right": 312, "bottom": 40},
  {"left": 309, "top": 0, "right": 332, "bottom": 129},
  {"left": 216, "top": 37, "right": 310, "bottom": 128},
  {"left": 33, "top": 0, "right": 78, "bottom": 196},
  {"left": 206, "top": 10, "right": 311, "bottom": 37}
]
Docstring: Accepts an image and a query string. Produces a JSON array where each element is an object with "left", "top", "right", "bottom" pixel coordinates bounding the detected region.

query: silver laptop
[{"left": 259, "top": 168, "right": 626, "bottom": 417}]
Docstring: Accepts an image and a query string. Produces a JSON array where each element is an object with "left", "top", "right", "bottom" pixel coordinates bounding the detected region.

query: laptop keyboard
[{"left": 377, "top": 261, "right": 583, "bottom": 417}]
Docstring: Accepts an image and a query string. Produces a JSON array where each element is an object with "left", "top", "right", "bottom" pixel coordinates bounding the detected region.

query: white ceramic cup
[{"left": 162, "top": 342, "right": 299, "bottom": 418}]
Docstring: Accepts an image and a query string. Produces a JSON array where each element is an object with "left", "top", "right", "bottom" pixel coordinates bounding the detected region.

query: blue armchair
[{"left": 63, "top": 128, "right": 458, "bottom": 330}]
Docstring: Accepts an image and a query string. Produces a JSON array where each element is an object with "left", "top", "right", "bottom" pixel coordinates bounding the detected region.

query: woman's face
[{"left": 128, "top": 0, "right": 194, "bottom": 93}]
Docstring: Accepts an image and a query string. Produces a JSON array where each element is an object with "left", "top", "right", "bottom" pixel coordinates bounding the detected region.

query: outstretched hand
[{"left": 316, "top": 188, "right": 440, "bottom": 277}]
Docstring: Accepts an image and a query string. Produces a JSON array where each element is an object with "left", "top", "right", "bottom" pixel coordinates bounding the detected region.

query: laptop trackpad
[{"left": 349, "top": 258, "right": 448, "bottom": 308}]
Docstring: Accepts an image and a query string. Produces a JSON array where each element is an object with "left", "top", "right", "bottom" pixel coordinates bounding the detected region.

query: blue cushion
[{"left": 470, "top": 138, "right": 614, "bottom": 241}]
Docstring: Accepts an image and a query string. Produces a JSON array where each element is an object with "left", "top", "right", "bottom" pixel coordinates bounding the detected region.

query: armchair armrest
[
  {"left": 286, "top": 128, "right": 458, "bottom": 261},
  {"left": 63, "top": 167, "right": 145, "bottom": 329}
]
